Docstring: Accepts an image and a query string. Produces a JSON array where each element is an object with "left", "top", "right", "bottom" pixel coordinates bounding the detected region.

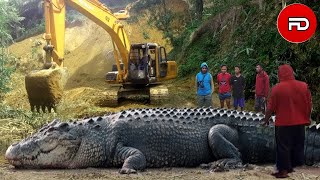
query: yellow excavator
[{"left": 25, "top": 0, "right": 177, "bottom": 112}]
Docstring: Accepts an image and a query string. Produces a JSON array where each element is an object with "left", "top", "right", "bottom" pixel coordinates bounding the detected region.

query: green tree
[
  {"left": 0, "top": 0, "right": 23, "bottom": 100},
  {"left": 0, "top": 0, "right": 24, "bottom": 45},
  {"left": 194, "top": 0, "right": 204, "bottom": 21}
]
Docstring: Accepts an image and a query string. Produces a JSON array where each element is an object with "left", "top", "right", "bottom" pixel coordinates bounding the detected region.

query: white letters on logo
[{"left": 288, "top": 17, "right": 309, "bottom": 31}]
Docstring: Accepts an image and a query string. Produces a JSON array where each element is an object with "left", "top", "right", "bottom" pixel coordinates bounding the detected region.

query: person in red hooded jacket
[
  {"left": 255, "top": 64, "right": 270, "bottom": 113},
  {"left": 263, "top": 64, "right": 312, "bottom": 178}
]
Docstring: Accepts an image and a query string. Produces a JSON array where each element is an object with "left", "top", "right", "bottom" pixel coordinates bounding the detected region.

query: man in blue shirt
[{"left": 196, "top": 62, "right": 214, "bottom": 107}]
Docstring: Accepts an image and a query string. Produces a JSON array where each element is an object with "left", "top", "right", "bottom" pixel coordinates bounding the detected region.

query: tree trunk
[
  {"left": 195, "top": 0, "right": 203, "bottom": 21},
  {"left": 258, "top": 0, "right": 263, "bottom": 10},
  {"left": 163, "top": 0, "right": 166, "bottom": 14},
  {"left": 282, "top": 0, "right": 286, "bottom": 8}
]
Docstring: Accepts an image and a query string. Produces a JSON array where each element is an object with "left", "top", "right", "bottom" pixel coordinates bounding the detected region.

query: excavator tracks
[
  {"left": 149, "top": 85, "right": 169, "bottom": 105},
  {"left": 101, "top": 85, "right": 169, "bottom": 107},
  {"left": 102, "top": 86, "right": 120, "bottom": 107}
]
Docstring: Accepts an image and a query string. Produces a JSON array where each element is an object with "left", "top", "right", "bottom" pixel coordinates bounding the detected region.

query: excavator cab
[
  {"left": 107, "top": 43, "right": 169, "bottom": 85},
  {"left": 127, "top": 44, "right": 150, "bottom": 84},
  {"left": 106, "top": 43, "right": 154, "bottom": 85},
  {"left": 122, "top": 43, "right": 174, "bottom": 85},
  {"left": 104, "top": 43, "right": 176, "bottom": 106}
]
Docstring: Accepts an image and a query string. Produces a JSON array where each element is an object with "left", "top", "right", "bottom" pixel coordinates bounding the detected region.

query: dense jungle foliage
[
  {"left": 0, "top": 0, "right": 21, "bottom": 100},
  {"left": 168, "top": 0, "right": 320, "bottom": 122},
  {"left": 130, "top": 0, "right": 320, "bottom": 122}
]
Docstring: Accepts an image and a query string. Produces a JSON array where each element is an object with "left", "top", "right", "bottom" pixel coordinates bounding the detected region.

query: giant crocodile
[{"left": 5, "top": 108, "right": 320, "bottom": 173}]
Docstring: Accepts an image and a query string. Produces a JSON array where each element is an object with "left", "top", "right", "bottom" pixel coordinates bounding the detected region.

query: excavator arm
[
  {"left": 43, "top": 0, "right": 130, "bottom": 81},
  {"left": 25, "top": 0, "right": 131, "bottom": 112}
]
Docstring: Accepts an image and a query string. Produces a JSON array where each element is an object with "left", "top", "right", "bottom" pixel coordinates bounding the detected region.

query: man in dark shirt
[{"left": 230, "top": 66, "right": 246, "bottom": 111}]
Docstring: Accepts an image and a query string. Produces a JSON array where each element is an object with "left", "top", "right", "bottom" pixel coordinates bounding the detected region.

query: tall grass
[
  {"left": 0, "top": 103, "right": 82, "bottom": 153},
  {"left": 0, "top": 105, "right": 55, "bottom": 153}
]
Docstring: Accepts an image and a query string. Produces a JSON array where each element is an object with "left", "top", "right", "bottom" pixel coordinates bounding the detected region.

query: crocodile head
[{"left": 5, "top": 120, "right": 81, "bottom": 168}]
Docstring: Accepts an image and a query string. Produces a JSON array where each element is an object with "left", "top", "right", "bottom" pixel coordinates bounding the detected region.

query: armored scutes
[{"left": 5, "top": 108, "right": 320, "bottom": 173}]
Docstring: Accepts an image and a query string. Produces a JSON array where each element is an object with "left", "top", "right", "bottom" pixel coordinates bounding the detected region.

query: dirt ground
[{"left": 1, "top": 159, "right": 320, "bottom": 180}]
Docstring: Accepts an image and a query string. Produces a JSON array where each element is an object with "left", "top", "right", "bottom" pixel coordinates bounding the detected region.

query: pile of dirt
[{"left": 63, "top": 21, "right": 114, "bottom": 90}]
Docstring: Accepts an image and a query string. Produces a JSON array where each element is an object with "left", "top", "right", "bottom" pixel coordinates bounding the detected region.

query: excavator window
[
  {"left": 148, "top": 49, "right": 156, "bottom": 61},
  {"left": 129, "top": 49, "right": 139, "bottom": 66},
  {"left": 160, "top": 47, "right": 167, "bottom": 62},
  {"left": 148, "top": 48, "right": 156, "bottom": 77},
  {"left": 159, "top": 47, "right": 168, "bottom": 77}
]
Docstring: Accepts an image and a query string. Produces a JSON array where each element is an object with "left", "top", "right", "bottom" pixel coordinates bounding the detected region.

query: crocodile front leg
[
  {"left": 207, "top": 124, "right": 243, "bottom": 171},
  {"left": 113, "top": 143, "right": 146, "bottom": 174}
]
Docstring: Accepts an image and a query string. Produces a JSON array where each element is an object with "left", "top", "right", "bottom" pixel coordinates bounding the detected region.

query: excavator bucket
[{"left": 25, "top": 68, "right": 68, "bottom": 113}]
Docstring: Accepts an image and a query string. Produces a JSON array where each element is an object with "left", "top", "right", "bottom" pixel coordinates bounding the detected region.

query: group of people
[
  {"left": 196, "top": 63, "right": 269, "bottom": 113},
  {"left": 196, "top": 62, "right": 312, "bottom": 178}
]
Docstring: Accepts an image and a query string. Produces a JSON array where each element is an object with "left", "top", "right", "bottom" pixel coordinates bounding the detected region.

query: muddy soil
[
  {"left": 1, "top": 161, "right": 320, "bottom": 180},
  {"left": 1, "top": 156, "right": 319, "bottom": 180}
]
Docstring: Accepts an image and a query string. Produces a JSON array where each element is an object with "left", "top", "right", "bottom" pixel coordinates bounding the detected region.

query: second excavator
[{"left": 25, "top": 0, "right": 177, "bottom": 112}]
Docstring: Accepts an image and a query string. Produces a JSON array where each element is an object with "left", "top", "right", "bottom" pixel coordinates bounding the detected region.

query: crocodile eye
[
  {"left": 47, "top": 127, "right": 56, "bottom": 133},
  {"left": 44, "top": 127, "right": 56, "bottom": 135}
]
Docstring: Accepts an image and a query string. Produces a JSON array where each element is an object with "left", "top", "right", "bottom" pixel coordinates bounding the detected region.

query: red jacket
[
  {"left": 255, "top": 71, "right": 269, "bottom": 97},
  {"left": 267, "top": 65, "right": 312, "bottom": 126}
]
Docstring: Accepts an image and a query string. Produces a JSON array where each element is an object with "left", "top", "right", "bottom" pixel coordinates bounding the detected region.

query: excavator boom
[{"left": 41, "top": 0, "right": 130, "bottom": 69}]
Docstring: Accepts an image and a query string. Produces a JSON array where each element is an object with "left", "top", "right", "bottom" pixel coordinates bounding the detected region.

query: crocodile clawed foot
[
  {"left": 200, "top": 163, "right": 211, "bottom": 169},
  {"left": 119, "top": 167, "right": 137, "bottom": 174},
  {"left": 313, "top": 163, "right": 320, "bottom": 168},
  {"left": 209, "top": 158, "right": 243, "bottom": 172}
]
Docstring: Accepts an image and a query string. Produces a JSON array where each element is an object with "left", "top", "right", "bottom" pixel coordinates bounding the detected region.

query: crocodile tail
[{"left": 305, "top": 123, "right": 320, "bottom": 165}]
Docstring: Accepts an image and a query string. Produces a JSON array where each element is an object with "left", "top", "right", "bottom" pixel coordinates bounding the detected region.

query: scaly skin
[{"left": 5, "top": 108, "right": 320, "bottom": 173}]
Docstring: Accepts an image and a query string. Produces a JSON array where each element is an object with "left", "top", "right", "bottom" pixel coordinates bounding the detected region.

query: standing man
[
  {"left": 255, "top": 64, "right": 269, "bottom": 113},
  {"left": 196, "top": 62, "right": 214, "bottom": 107},
  {"left": 263, "top": 64, "right": 312, "bottom": 178},
  {"left": 230, "top": 66, "right": 246, "bottom": 111},
  {"left": 217, "top": 65, "right": 231, "bottom": 109}
]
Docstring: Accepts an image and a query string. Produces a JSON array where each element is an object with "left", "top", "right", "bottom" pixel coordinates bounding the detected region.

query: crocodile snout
[{"left": 5, "top": 143, "right": 21, "bottom": 166}]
